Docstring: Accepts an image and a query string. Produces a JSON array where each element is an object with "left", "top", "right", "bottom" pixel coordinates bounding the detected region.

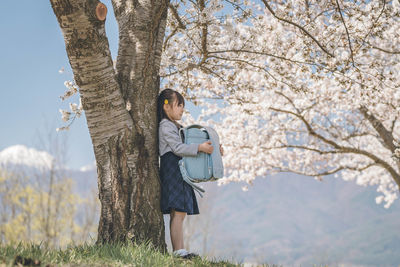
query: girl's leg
[{"left": 170, "top": 209, "right": 186, "bottom": 251}]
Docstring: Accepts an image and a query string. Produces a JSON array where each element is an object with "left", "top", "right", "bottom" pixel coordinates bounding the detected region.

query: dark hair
[{"left": 157, "top": 88, "right": 185, "bottom": 123}]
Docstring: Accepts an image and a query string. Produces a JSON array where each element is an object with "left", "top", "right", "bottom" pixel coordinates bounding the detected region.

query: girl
[{"left": 157, "top": 88, "right": 223, "bottom": 259}]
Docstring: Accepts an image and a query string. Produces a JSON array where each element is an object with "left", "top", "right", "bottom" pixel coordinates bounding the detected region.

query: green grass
[{"left": 0, "top": 241, "right": 281, "bottom": 267}]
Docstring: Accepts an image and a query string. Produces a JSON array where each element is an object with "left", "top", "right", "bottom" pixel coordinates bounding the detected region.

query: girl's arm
[{"left": 160, "top": 121, "right": 198, "bottom": 157}]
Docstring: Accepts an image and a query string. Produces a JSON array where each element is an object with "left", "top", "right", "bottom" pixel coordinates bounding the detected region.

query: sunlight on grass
[
  {"left": 0, "top": 241, "right": 333, "bottom": 266},
  {"left": 0, "top": 241, "right": 244, "bottom": 266}
]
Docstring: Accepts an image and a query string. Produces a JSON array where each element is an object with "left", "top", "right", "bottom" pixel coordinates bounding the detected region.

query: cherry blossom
[{"left": 162, "top": 0, "right": 400, "bottom": 208}]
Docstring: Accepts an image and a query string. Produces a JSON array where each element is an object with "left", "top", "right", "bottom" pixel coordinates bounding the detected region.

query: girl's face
[{"left": 164, "top": 96, "right": 184, "bottom": 121}]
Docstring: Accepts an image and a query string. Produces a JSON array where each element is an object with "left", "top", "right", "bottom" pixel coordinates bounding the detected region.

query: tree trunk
[{"left": 50, "top": 0, "right": 168, "bottom": 251}]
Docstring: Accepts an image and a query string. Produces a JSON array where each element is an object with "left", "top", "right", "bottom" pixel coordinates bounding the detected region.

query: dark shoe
[{"left": 182, "top": 252, "right": 199, "bottom": 259}]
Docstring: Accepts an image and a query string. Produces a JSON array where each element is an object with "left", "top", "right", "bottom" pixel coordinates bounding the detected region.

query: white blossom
[
  {"left": 59, "top": 109, "right": 71, "bottom": 122},
  {"left": 161, "top": 0, "right": 400, "bottom": 207}
]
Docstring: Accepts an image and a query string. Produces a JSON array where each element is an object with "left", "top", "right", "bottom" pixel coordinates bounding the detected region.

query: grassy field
[{"left": 0, "top": 242, "right": 283, "bottom": 267}]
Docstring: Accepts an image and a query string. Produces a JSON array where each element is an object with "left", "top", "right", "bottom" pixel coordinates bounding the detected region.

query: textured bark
[
  {"left": 359, "top": 106, "right": 396, "bottom": 153},
  {"left": 50, "top": 0, "right": 168, "bottom": 250},
  {"left": 359, "top": 106, "right": 400, "bottom": 188}
]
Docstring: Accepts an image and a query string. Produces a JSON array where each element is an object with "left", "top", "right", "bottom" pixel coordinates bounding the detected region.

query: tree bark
[{"left": 50, "top": 0, "right": 168, "bottom": 251}]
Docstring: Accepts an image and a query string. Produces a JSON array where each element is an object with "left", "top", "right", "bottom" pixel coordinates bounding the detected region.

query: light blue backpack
[{"left": 178, "top": 125, "right": 224, "bottom": 197}]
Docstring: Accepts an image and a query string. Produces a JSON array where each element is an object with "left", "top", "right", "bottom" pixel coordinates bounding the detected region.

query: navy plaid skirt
[{"left": 159, "top": 152, "right": 200, "bottom": 215}]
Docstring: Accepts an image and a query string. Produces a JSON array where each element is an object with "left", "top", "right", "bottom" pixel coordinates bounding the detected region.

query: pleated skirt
[{"left": 159, "top": 152, "right": 200, "bottom": 215}]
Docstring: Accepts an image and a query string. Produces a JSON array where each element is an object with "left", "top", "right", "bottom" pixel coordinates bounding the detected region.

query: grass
[{"left": 0, "top": 241, "right": 281, "bottom": 267}]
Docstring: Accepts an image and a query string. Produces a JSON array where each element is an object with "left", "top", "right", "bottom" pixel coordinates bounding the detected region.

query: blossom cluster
[
  {"left": 162, "top": 0, "right": 400, "bottom": 207},
  {"left": 57, "top": 80, "right": 83, "bottom": 132}
]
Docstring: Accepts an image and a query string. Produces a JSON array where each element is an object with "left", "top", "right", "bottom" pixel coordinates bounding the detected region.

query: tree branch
[
  {"left": 359, "top": 105, "right": 396, "bottom": 153},
  {"left": 169, "top": 4, "right": 186, "bottom": 29},
  {"left": 391, "top": 116, "right": 397, "bottom": 133},
  {"left": 358, "top": 0, "right": 386, "bottom": 52},
  {"left": 208, "top": 49, "right": 317, "bottom": 66},
  {"left": 198, "top": 0, "right": 208, "bottom": 64},
  {"left": 163, "top": 27, "right": 179, "bottom": 50},
  {"left": 50, "top": 0, "right": 132, "bottom": 144},
  {"left": 269, "top": 106, "right": 400, "bottom": 187},
  {"left": 275, "top": 162, "right": 377, "bottom": 179},
  {"left": 261, "top": 0, "right": 334, "bottom": 57},
  {"left": 335, "top": 0, "right": 355, "bottom": 66},
  {"left": 111, "top": 0, "right": 136, "bottom": 100},
  {"left": 368, "top": 43, "right": 400, "bottom": 54}
]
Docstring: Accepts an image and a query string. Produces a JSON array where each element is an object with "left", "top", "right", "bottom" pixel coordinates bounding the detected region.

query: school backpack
[{"left": 178, "top": 124, "right": 224, "bottom": 197}]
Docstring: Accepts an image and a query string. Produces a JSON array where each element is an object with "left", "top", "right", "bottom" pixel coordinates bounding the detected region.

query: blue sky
[
  {"left": 0, "top": 1, "right": 200, "bottom": 169},
  {"left": 0, "top": 1, "right": 111, "bottom": 169}
]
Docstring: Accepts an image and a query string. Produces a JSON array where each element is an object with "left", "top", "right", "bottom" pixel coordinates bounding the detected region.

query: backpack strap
[
  {"left": 178, "top": 127, "right": 185, "bottom": 143},
  {"left": 179, "top": 159, "right": 205, "bottom": 198},
  {"left": 186, "top": 124, "right": 204, "bottom": 129},
  {"left": 203, "top": 126, "right": 224, "bottom": 178}
]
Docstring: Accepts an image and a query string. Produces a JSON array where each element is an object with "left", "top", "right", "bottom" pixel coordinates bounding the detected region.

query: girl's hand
[
  {"left": 220, "top": 144, "right": 224, "bottom": 156},
  {"left": 199, "top": 141, "right": 213, "bottom": 154}
]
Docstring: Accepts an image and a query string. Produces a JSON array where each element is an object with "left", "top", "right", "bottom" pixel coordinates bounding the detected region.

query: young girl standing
[{"left": 157, "top": 88, "right": 222, "bottom": 259}]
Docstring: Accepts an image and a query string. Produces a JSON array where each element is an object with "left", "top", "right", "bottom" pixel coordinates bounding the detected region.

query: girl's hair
[{"left": 157, "top": 88, "right": 185, "bottom": 123}]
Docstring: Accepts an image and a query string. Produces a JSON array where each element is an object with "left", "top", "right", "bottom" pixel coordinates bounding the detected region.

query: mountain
[
  {"left": 0, "top": 145, "right": 54, "bottom": 170},
  {"left": 0, "top": 145, "right": 97, "bottom": 195},
  {"left": 1, "top": 145, "right": 399, "bottom": 266},
  {"left": 79, "top": 161, "right": 96, "bottom": 172}
]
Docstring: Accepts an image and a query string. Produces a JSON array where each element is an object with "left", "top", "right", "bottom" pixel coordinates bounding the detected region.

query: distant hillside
[{"left": 181, "top": 174, "right": 400, "bottom": 267}]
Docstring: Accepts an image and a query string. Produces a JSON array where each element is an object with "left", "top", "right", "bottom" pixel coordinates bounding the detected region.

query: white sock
[{"left": 173, "top": 249, "right": 188, "bottom": 256}]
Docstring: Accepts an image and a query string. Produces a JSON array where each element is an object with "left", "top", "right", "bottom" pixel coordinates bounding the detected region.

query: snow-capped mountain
[
  {"left": 79, "top": 161, "right": 97, "bottom": 172},
  {"left": 0, "top": 145, "right": 97, "bottom": 194},
  {"left": 0, "top": 145, "right": 54, "bottom": 170}
]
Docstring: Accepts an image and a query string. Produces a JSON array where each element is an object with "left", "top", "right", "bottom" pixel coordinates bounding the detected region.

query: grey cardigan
[{"left": 159, "top": 118, "right": 199, "bottom": 157}]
